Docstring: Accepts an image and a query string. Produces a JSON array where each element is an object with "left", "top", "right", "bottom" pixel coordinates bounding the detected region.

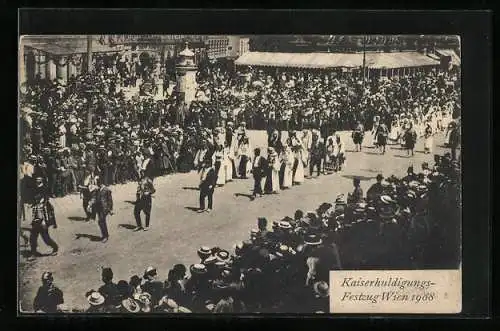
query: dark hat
[
  {"left": 376, "top": 174, "right": 384, "bottom": 181},
  {"left": 101, "top": 267, "right": 113, "bottom": 279},
  {"left": 257, "top": 217, "right": 268, "bottom": 229}
]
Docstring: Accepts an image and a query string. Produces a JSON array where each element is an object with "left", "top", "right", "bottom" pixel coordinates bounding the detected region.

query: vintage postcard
[{"left": 18, "top": 34, "right": 461, "bottom": 314}]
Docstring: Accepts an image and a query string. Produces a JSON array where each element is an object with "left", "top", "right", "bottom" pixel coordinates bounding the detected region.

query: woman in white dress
[
  {"left": 389, "top": 117, "right": 400, "bottom": 143},
  {"left": 423, "top": 121, "right": 433, "bottom": 154},
  {"left": 213, "top": 145, "right": 225, "bottom": 186},
  {"left": 264, "top": 148, "right": 280, "bottom": 194},
  {"left": 223, "top": 145, "right": 233, "bottom": 182},
  {"left": 282, "top": 144, "right": 294, "bottom": 189},
  {"left": 332, "top": 134, "right": 346, "bottom": 172}
]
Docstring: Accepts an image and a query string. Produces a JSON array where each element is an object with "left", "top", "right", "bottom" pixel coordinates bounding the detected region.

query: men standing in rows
[
  {"left": 33, "top": 272, "right": 64, "bottom": 313},
  {"left": 198, "top": 158, "right": 216, "bottom": 213},
  {"left": 94, "top": 176, "right": 113, "bottom": 243},
  {"left": 134, "top": 173, "right": 156, "bottom": 231},
  {"left": 251, "top": 148, "right": 267, "bottom": 200},
  {"left": 30, "top": 191, "right": 58, "bottom": 257}
]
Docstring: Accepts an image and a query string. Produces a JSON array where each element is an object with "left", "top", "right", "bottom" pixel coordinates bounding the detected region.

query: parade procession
[{"left": 18, "top": 35, "right": 461, "bottom": 313}]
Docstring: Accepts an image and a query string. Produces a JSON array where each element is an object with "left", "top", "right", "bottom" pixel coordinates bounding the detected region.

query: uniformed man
[
  {"left": 29, "top": 191, "right": 58, "bottom": 257},
  {"left": 134, "top": 174, "right": 156, "bottom": 231}
]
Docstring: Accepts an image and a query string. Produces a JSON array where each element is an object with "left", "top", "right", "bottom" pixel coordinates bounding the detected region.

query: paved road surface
[{"left": 18, "top": 131, "right": 454, "bottom": 311}]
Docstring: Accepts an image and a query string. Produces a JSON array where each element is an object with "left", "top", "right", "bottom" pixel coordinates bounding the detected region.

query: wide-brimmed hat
[
  {"left": 87, "top": 291, "right": 105, "bottom": 306},
  {"left": 304, "top": 234, "right": 322, "bottom": 246},
  {"left": 204, "top": 255, "right": 217, "bottom": 265},
  {"left": 278, "top": 221, "right": 292, "bottom": 230},
  {"left": 197, "top": 246, "right": 212, "bottom": 259},
  {"left": 190, "top": 263, "right": 208, "bottom": 275},
  {"left": 380, "top": 195, "right": 394, "bottom": 204},
  {"left": 121, "top": 297, "right": 141, "bottom": 313},
  {"left": 143, "top": 266, "right": 157, "bottom": 279},
  {"left": 313, "top": 281, "right": 330, "bottom": 298},
  {"left": 215, "top": 250, "right": 230, "bottom": 262}
]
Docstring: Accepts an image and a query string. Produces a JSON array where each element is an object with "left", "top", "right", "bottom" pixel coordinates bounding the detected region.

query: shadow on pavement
[
  {"left": 182, "top": 187, "right": 199, "bottom": 191},
  {"left": 364, "top": 151, "right": 382, "bottom": 155},
  {"left": 234, "top": 193, "right": 254, "bottom": 200},
  {"left": 184, "top": 206, "right": 200, "bottom": 212},
  {"left": 68, "top": 216, "right": 87, "bottom": 222},
  {"left": 118, "top": 224, "right": 137, "bottom": 230},
  {"left": 20, "top": 249, "right": 53, "bottom": 258},
  {"left": 124, "top": 200, "right": 137, "bottom": 205},
  {"left": 341, "top": 174, "right": 377, "bottom": 181},
  {"left": 390, "top": 146, "right": 406, "bottom": 150},
  {"left": 75, "top": 233, "right": 102, "bottom": 241},
  {"left": 393, "top": 154, "right": 411, "bottom": 158}
]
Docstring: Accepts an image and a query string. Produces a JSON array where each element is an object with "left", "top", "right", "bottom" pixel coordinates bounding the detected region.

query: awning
[
  {"left": 235, "top": 52, "right": 363, "bottom": 69},
  {"left": 365, "top": 52, "right": 440, "bottom": 69},
  {"left": 235, "top": 51, "right": 440, "bottom": 69},
  {"left": 435, "top": 49, "right": 461, "bottom": 66}
]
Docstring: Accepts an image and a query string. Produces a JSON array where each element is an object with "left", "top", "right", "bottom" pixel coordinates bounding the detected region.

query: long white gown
[
  {"left": 282, "top": 148, "right": 294, "bottom": 188},
  {"left": 213, "top": 150, "right": 225, "bottom": 186},
  {"left": 224, "top": 147, "right": 233, "bottom": 182},
  {"left": 293, "top": 150, "right": 305, "bottom": 183},
  {"left": 389, "top": 122, "right": 400, "bottom": 142}
]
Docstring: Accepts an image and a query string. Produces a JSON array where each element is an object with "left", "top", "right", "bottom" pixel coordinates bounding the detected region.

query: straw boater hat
[
  {"left": 87, "top": 291, "right": 105, "bottom": 306},
  {"left": 215, "top": 250, "right": 230, "bottom": 262},
  {"left": 137, "top": 292, "right": 152, "bottom": 312},
  {"left": 190, "top": 263, "right": 208, "bottom": 275},
  {"left": 121, "top": 297, "right": 141, "bottom": 313},
  {"left": 197, "top": 246, "right": 212, "bottom": 260},
  {"left": 278, "top": 221, "right": 292, "bottom": 230},
  {"left": 304, "top": 234, "right": 322, "bottom": 246},
  {"left": 380, "top": 195, "right": 395, "bottom": 204},
  {"left": 313, "top": 281, "right": 330, "bottom": 298}
]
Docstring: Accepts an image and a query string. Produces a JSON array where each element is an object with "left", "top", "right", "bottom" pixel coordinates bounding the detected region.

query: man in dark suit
[
  {"left": 198, "top": 158, "right": 216, "bottom": 213},
  {"left": 251, "top": 148, "right": 267, "bottom": 200},
  {"left": 134, "top": 174, "right": 156, "bottom": 231},
  {"left": 94, "top": 176, "right": 113, "bottom": 242}
]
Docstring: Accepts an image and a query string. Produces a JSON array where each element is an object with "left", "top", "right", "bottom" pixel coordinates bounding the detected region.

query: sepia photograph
[{"left": 18, "top": 34, "right": 462, "bottom": 314}]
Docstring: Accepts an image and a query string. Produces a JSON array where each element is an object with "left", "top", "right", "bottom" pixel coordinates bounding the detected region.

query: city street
[{"left": 18, "top": 131, "right": 452, "bottom": 312}]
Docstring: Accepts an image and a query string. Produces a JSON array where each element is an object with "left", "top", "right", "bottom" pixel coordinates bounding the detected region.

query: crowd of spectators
[
  {"left": 33, "top": 152, "right": 460, "bottom": 313},
  {"left": 19, "top": 54, "right": 460, "bottom": 203}
]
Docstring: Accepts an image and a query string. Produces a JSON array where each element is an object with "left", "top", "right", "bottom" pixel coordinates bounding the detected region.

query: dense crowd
[
  {"left": 32, "top": 152, "right": 460, "bottom": 313},
  {"left": 19, "top": 56, "right": 460, "bottom": 207}
]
